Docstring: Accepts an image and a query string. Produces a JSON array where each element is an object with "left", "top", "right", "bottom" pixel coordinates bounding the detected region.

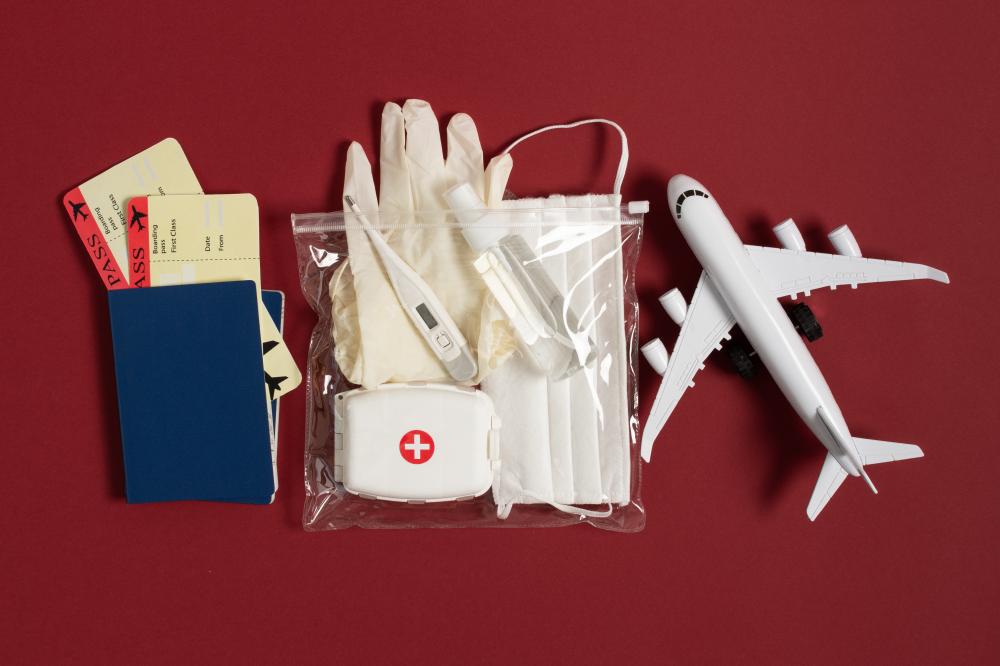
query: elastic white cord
[
  {"left": 544, "top": 499, "right": 614, "bottom": 519},
  {"left": 499, "top": 118, "right": 629, "bottom": 195},
  {"left": 496, "top": 494, "right": 613, "bottom": 520}
]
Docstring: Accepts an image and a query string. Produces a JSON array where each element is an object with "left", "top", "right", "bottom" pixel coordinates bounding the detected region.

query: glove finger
[
  {"left": 445, "top": 113, "right": 485, "bottom": 198},
  {"left": 484, "top": 153, "right": 513, "bottom": 206},
  {"left": 402, "top": 99, "right": 447, "bottom": 210},
  {"left": 343, "top": 141, "right": 379, "bottom": 214},
  {"left": 379, "top": 102, "right": 413, "bottom": 213}
]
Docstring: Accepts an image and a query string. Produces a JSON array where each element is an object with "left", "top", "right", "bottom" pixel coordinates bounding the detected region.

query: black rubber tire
[
  {"left": 788, "top": 302, "right": 823, "bottom": 341},
  {"left": 726, "top": 342, "right": 756, "bottom": 379}
]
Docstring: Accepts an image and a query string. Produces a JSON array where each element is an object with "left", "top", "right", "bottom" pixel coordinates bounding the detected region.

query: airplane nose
[{"left": 667, "top": 174, "right": 712, "bottom": 221}]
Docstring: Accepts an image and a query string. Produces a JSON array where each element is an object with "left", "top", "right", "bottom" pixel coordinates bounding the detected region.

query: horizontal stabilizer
[
  {"left": 807, "top": 453, "right": 847, "bottom": 521},
  {"left": 854, "top": 437, "right": 924, "bottom": 465},
  {"left": 806, "top": 438, "right": 924, "bottom": 521}
]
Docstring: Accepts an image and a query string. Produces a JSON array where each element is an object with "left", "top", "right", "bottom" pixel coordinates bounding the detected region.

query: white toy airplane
[{"left": 642, "top": 174, "right": 949, "bottom": 520}]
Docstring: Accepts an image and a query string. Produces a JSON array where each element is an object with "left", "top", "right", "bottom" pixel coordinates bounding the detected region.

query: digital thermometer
[{"left": 344, "top": 196, "right": 477, "bottom": 382}]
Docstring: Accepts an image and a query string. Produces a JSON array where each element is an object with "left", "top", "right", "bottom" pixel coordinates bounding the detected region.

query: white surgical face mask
[{"left": 479, "top": 120, "right": 633, "bottom": 518}]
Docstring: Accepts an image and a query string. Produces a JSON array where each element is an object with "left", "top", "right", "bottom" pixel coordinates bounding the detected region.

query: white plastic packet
[{"left": 291, "top": 116, "right": 646, "bottom": 531}]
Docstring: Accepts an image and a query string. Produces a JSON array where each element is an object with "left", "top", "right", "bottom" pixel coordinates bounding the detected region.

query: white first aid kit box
[{"left": 333, "top": 383, "right": 500, "bottom": 502}]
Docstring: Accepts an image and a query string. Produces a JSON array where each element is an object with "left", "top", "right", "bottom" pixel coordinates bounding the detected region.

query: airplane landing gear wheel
[
  {"left": 726, "top": 341, "right": 756, "bottom": 379},
  {"left": 788, "top": 303, "right": 823, "bottom": 341}
]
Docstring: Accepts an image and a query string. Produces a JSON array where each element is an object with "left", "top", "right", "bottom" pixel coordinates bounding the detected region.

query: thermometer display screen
[{"left": 415, "top": 303, "right": 438, "bottom": 330}]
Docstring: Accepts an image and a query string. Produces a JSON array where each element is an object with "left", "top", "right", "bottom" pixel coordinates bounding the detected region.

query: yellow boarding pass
[{"left": 63, "top": 138, "right": 202, "bottom": 289}]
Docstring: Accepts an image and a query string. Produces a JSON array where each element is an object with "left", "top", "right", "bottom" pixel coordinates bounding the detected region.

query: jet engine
[
  {"left": 828, "top": 224, "right": 861, "bottom": 257},
  {"left": 773, "top": 218, "right": 806, "bottom": 251},
  {"left": 659, "top": 288, "right": 687, "bottom": 325},
  {"left": 641, "top": 338, "right": 669, "bottom": 376}
]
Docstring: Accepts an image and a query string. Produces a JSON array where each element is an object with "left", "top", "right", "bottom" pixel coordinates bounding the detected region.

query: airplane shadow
[
  {"left": 716, "top": 347, "right": 819, "bottom": 509},
  {"left": 91, "top": 286, "right": 126, "bottom": 499},
  {"left": 631, "top": 169, "right": 702, "bottom": 336}
]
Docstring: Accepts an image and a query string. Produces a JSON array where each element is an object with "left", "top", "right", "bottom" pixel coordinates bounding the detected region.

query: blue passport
[
  {"left": 201, "top": 289, "right": 286, "bottom": 506},
  {"left": 108, "top": 281, "right": 276, "bottom": 504}
]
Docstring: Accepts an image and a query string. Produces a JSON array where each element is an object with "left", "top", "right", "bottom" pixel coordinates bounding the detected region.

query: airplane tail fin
[{"left": 807, "top": 438, "right": 924, "bottom": 521}]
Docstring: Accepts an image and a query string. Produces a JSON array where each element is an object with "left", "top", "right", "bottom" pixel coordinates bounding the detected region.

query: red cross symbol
[{"left": 399, "top": 430, "right": 434, "bottom": 464}]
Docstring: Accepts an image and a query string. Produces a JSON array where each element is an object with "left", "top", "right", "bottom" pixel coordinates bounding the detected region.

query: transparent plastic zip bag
[{"left": 291, "top": 205, "right": 644, "bottom": 530}]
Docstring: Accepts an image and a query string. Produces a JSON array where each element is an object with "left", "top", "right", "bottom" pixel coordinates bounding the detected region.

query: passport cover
[{"left": 108, "top": 280, "right": 275, "bottom": 503}]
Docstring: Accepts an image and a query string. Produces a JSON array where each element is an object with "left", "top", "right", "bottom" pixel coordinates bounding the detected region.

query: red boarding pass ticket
[
  {"left": 126, "top": 196, "right": 150, "bottom": 288},
  {"left": 62, "top": 189, "right": 127, "bottom": 289},
  {"left": 62, "top": 138, "right": 201, "bottom": 290}
]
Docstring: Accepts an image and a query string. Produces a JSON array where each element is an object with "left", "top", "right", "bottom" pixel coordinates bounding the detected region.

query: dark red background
[{"left": 3, "top": 1, "right": 997, "bottom": 663}]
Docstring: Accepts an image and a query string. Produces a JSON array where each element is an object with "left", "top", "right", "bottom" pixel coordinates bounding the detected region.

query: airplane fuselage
[{"left": 672, "top": 188, "right": 864, "bottom": 477}]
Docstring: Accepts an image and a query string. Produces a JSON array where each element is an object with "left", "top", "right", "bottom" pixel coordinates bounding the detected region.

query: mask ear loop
[
  {"left": 498, "top": 118, "right": 629, "bottom": 196},
  {"left": 527, "top": 493, "right": 613, "bottom": 518},
  {"left": 496, "top": 496, "right": 612, "bottom": 520}
]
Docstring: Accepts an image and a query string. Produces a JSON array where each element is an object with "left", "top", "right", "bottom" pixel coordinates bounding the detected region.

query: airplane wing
[
  {"left": 744, "top": 245, "right": 949, "bottom": 300},
  {"left": 640, "top": 271, "right": 736, "bottom": 461},
  {"left": 807, "top": 452, "right": 848, "bottom": 521}
]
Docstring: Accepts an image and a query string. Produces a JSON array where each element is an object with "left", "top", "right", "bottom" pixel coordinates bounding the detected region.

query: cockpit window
[{"left": 675, "top": 189, "right": 710, "bottom": 218}]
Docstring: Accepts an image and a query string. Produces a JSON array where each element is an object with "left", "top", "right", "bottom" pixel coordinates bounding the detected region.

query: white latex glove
[{"left": 330, "top": 100, "right": 516, "bottom": 388}]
